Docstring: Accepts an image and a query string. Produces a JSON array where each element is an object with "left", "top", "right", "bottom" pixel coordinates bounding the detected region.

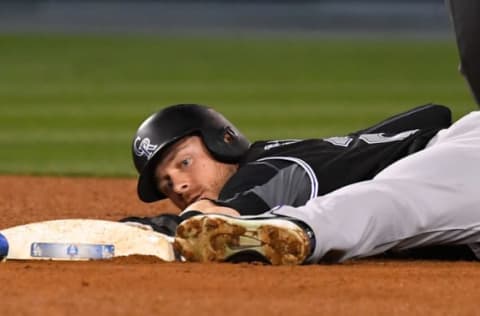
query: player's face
[{"left": 154, "top": 136, "right": 238, "bottom": 210}]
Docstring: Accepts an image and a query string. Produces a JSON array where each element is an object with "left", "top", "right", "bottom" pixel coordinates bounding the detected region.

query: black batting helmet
[{"left": 132, "top": 104, "right": 250, "bottom": 203}]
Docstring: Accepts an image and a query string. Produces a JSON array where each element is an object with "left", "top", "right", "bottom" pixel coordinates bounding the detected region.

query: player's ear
[{"left": 223, "top": 128, "right": 235, "bottom": 144}]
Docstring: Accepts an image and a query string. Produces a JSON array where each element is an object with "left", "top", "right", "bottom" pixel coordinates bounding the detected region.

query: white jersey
[{"left": 273, "top": 111, "right": 480, "bottom": 263}]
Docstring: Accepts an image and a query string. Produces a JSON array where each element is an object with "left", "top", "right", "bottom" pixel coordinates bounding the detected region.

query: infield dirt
[{"left": 1, "top": 175, "right": 479, "bottom": 315}]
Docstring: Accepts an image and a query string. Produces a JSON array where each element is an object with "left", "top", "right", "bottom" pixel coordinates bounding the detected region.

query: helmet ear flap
[
  {"left": 201, "top": 125, "right": 250, "bottom": 164},
  {"left": 223, "top": 127, "right": 236, "bottom": 144}
]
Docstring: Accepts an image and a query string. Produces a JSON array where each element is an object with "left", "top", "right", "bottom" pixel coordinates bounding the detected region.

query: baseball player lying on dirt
[
  {"left": 124, "top": 103, "right": 480, "bottom": 264},
  {"left": 120, "top": 0, "right": 480, "bottom": 265}
]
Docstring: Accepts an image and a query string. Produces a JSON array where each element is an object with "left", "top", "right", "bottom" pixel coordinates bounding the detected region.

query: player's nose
[{"left": 171, "top": 175, "right": 190, "bottom": 195}]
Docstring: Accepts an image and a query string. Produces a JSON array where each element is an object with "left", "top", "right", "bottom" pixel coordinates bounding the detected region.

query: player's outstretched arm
[
  {"left": 183, "top": 199, "right": 240, "bottom": 217},
  {"left": 119, "top": 201, "right": 240, "bottom": 237}
]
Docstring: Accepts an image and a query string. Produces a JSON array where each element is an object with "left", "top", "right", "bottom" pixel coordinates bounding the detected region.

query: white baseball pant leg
[{"left": 273, "top": 111, "right": 480, "bottom": 263}]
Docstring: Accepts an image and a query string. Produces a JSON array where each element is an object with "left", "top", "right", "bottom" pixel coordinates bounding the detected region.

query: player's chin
[{"left": 171, "top": 199, "right": 188, "bottom": 210}]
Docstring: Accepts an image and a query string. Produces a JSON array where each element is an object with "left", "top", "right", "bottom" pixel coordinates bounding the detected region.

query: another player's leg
[
  {"left": 448, "top": 0, "right": 480, "bottom": 105},
  {"left": 174, "top": 214, "right": 315, "bottom": 265}
]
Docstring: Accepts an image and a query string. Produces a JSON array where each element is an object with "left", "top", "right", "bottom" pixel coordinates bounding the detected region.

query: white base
[{"left": 0, "top": 219, "right": 175, "bottom": 261}]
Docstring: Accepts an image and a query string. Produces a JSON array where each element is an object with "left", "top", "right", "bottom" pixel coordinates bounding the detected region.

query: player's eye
[{"left": 180, "top": 158, "right": 191, "bottom": 168}]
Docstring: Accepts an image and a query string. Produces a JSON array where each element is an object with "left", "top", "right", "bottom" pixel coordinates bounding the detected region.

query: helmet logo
[{"left": 133, "top": 137, "right": 159, "bottom": 159}]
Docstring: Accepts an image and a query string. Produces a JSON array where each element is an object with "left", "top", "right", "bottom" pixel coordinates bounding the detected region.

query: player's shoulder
[{"left": 220, "top": 159, "right": 284, "bottom": 199}]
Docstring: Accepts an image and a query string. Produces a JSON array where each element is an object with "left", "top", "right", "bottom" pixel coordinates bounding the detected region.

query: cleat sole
[{"left": 174, "top": 215, "right": 310, "bottom": 265}]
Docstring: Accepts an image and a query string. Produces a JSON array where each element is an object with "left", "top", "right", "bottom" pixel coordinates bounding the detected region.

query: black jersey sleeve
[
  {"left": 351, "top": 104, "right": 452, "bottom": 135},
  {"left": 215, "top": 160, "right": 311, "bottom": 215}
]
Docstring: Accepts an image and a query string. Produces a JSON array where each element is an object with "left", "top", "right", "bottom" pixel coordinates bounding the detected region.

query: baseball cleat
[{"left": 174, "top": 214, "right": 311, "bottom": 265}]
